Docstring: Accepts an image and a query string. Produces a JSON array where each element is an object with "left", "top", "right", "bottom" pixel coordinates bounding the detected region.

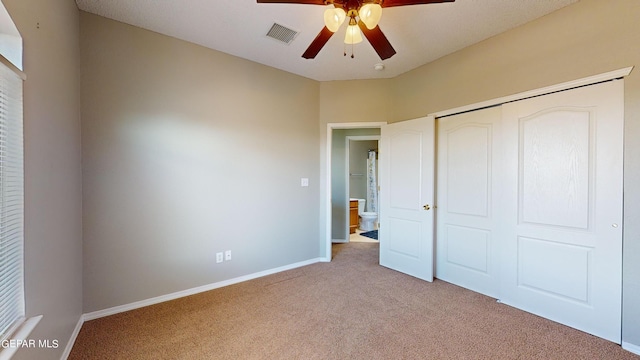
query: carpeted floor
[{"left": 69, "top": 243, "right": 639, "bottom": 359}]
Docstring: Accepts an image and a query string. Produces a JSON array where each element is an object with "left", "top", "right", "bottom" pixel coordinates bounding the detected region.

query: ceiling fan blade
[
  {"left": 357, "top": 21, "right": 396, "bottom": 60},
  {"left": 257, "top": 0, "right": 327, "bottom": 4},
  {"left": 381, "top": 0, "right": 454, "bottom": 7},
  {"left": 302, "top": 27, "right": 335, "bottom": 59}
]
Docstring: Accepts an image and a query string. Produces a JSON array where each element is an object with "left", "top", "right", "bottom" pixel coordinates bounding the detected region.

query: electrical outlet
[
  {"left": 225, "top": 250, "right": 232, "bottom": 261},
  {"left": 216, "top": 252, "right": 223, "bottom": 263}
]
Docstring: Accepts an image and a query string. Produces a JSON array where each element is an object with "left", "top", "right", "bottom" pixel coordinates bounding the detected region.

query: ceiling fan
[{"left": 257, "top": 0, "right": 455, "bottom": 60}]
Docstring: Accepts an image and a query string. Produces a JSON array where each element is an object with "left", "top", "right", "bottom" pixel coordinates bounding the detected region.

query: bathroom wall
[
  {"left": 331, "top": 129, "right": 380, "bottom": 241},
  {"left": 349, "top": 140, "right": 378, "bottom": 201},
  {"left": 80, "top": 13, "right": 320, "bottom": 312}
]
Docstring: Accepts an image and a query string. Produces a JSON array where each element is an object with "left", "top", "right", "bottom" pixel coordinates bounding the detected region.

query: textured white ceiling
[{"left": 75, "top": 0, "right": 578, "bottom": 81}]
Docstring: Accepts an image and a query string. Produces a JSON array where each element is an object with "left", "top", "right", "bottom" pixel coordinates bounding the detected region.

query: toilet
[{"left": 357, "top": 199, "right": 378, "bottom": 231}]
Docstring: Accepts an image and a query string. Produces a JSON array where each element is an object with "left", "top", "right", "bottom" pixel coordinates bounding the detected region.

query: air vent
[{"left": 266, "top": 23, "right": 298, "bottom": 44}]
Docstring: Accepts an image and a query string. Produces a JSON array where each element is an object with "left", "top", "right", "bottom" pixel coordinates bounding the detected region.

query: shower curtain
[{"left": 366, "top": 150, "right": 378, "bottom": 213}]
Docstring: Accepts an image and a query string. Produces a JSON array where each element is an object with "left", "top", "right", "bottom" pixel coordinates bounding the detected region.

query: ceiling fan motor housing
[{"left": 329, "top": 0, "right": 383, "bottom": 11}]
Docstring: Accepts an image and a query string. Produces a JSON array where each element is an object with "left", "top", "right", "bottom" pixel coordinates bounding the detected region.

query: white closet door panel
[
  {"left": 500, "top": 80, "right": 623, "bottom": 343},
  {"left": 436, "top": 106, "right": 502, "bottom": 298}
]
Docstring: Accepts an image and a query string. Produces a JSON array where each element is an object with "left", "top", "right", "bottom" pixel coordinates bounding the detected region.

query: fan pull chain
[{"left": 343, "top": 43, "right": 355, "bottom": 58}]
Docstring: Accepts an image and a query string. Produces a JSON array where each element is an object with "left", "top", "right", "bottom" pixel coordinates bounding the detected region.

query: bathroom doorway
[
  {"left": 323, "top": 122, "right": 386, "bottom": 260},
  {"left": 346, "top": 136, "right": 380, "bottom": 243}
]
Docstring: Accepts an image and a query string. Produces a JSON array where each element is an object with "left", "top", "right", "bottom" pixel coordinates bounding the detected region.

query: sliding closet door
[
  {"left": 436, "top": 107, "right": 502, "bottom": 298},
  {"left": 500, "top": 80, "right": 623, "bottom": 343}
]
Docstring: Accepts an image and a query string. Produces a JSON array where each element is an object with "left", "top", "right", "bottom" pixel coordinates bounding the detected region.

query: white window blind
[{"left": 0, "top": 59, "right": 24, "bottom": 341}]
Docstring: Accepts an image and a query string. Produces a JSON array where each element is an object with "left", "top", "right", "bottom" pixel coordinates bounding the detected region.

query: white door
[
  {"left": 379, "top": 116, "right": 435, "bottom": 281},
  {"left": 436, "top": 106, "right": 502, "bottom": 298},
  {"left": 500, "top": 80, "right": 623, "bottom": 343}
]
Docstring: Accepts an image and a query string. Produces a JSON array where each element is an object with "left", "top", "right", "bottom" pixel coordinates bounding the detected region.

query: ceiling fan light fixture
[
  {"left": 323, "top": 7, "right": 346, "bottom": 33},
  {"left": 359, "top": 3, "right": 382, "bottom": 30},
  {"left": 344, "top": 24, "right": 363, "bottom": 44}
]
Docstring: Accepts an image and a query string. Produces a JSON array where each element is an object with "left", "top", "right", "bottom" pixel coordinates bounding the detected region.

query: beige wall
[
  {"left": 390, "top": 0, "right": 640, "bottom": 121},
  {"left": 80, "top": 13, "right": 320, "bottom": 312},
  {"left": 3, "top": 0, "right": 83, "bottom": 359},
  {"left": 318, "top": 0, "right": 640, "bottom": 348},
  {"left": 319, "top": 79, "right": 394, "bottom": 125}
]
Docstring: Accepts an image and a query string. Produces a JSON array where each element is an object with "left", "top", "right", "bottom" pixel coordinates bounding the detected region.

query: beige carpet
[{"left": 69, "top": 243, "right": 639, "bottom": 359}]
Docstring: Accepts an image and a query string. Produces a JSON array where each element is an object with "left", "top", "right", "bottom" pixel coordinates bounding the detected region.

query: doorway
[
  {"left": 329, "top": 128, "right": 381, "bottom": 243},
  {"left": 346, "top": 136, "right": 380, "bottom": 243},
  {"left": 323, "top": 122, "right": 386, "bottom": 259}
]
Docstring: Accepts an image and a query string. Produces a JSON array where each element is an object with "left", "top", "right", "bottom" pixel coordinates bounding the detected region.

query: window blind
[{"left": 0, "top": 59, "right": 24, "bottom": 341}]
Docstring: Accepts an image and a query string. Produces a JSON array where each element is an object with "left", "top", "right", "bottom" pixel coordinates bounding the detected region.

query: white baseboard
[
  {"left": 60, "top": 316, "right": 85, "bottom": 360},
  {"left": 622, "top": 341, "right": 640, "bottom": 356},
  {"left": 83, "top": 257, "right": 323, "bottom": 321},
  {"left": 332, "top": 238, "right": 348, "bottom": 243}
]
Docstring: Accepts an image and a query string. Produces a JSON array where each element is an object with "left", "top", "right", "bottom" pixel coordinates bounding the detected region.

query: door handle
[{"left": 423, "top": 204, "right": 431, "bottom": 211}]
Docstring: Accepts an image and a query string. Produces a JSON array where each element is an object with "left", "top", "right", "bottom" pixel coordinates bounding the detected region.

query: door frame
[{"left": 322, "top": 122, "right": 386, "bottom": 260}]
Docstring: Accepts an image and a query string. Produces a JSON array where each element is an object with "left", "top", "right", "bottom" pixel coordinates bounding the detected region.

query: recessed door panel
[
  {"left": 389, "top": 132, "right": 422, "bottom": 211},
  {"left": 388, "top": 218, "right": 421, "bottom": 259},
  {"left": 447, "top": 125, "right": 490, "bottom": 217},
  {"left": 446, "top": 225, "right": 489, "bottom": 273},
  {"left": 517, "top": 236, "right": 591, "bottom": 303},
  {"left": 520, "top": 109, "right": 591, "bottom": 229}
]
